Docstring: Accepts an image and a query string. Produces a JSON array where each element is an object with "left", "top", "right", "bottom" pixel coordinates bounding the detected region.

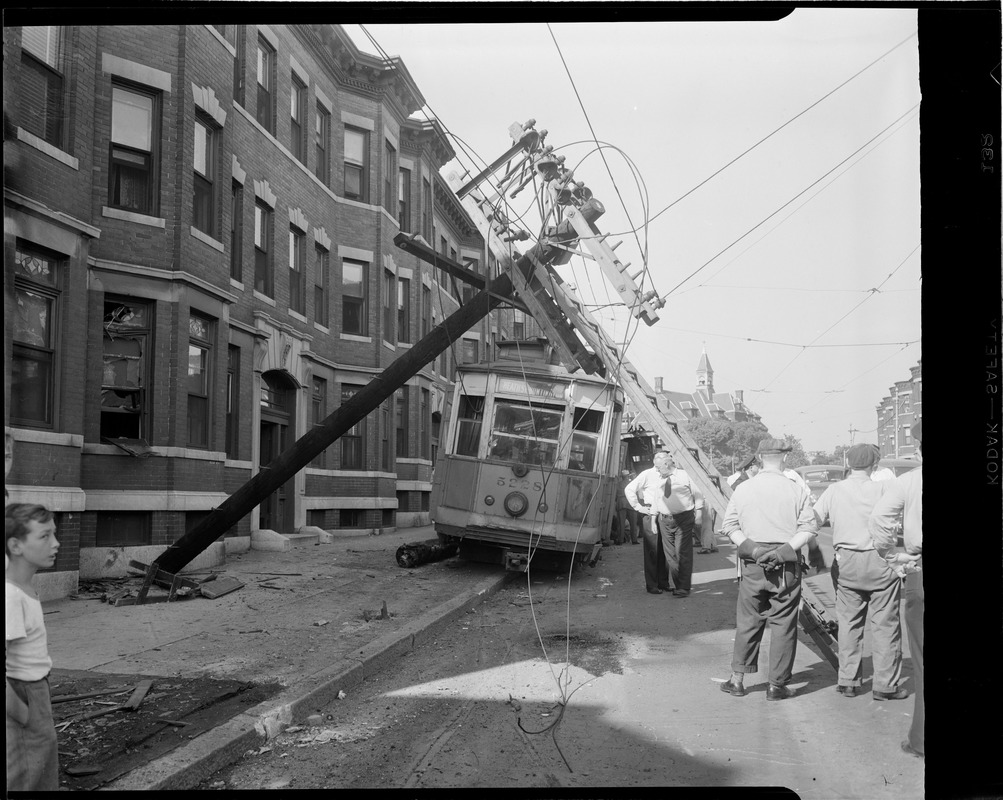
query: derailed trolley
[{"left": 431, "top": 342, "right": 623, "bottom": 572}]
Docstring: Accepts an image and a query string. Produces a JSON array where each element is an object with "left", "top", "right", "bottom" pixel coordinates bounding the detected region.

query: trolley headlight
[{"left": 503, "top": 492, "right": 529, "bottom": 517}]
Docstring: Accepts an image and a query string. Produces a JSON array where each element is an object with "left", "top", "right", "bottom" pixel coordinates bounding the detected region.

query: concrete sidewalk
[{"left": 43, "top": 525, "right": 513, "bottom": 790}]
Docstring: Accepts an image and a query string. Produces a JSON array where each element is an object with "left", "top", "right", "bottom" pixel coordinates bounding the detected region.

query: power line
[
  {"left": 663, "top": 103, "right": 920, "bottom": 299},
  {"left": 757, "top": 243, "right": 920, "bottom": 389},
  {"left": 646, "top": 30, "right": 917, "bottom": 227}
]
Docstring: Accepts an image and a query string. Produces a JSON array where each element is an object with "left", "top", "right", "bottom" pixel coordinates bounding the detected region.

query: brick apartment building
[
  {"left": 4, "top": 24, "right": 536, "bottom": 599},
  {"left": 875, "top": 359, "right": 922, "bottom": 459}
]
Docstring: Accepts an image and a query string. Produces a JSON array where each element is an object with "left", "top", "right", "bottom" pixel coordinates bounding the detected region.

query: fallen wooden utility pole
[{"left": 152, "top": 273, "right": 515, "bottom": 578}]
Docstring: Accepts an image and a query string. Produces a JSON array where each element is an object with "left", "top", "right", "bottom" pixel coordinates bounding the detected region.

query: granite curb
[{"left": 102, "top": 570, "right": 515, "bottom": 790}]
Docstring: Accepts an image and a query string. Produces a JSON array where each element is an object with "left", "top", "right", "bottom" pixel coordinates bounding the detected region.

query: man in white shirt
[
  {"left": 719, "top": 439, "right": 818, "bottom": 700},
  {"left": 624, "top": 452, "right": 675, "bottom": 594},
  {"left": 654, "top": 452, "right": 704, "bottom": 597}
]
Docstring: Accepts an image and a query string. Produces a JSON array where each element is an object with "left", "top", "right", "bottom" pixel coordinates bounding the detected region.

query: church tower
[{"left": 696, "top": 346, "right": 714, "bottom": 400}]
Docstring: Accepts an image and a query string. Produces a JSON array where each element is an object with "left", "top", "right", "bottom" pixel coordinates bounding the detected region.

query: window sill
[
  {"left": 340, "top": 333, "right": 371, "bottom": 344},
  {"left": 102, "top": 207, "right": 167, "bottom": 228},
  {"left": 253, "top": 290, "right": 277, "bottom": 307},
  {"left": 313, "top": 322, "right": 330, "bottom": 334},
  {"left": 190, "top": 226, "right": 225, "bottom": 252},
  {"left": 230, "top": 278, "right": 244, "bottom": 290},
  {"left": 17, "top": 128, "right": 79, "bottom": 169},
  {"left": 382, "top": 340, "right": 396, "bottom": 352},
  {"left": 288, "top": 309, "right": 308, "bottom": 324},
  {"left": 396, "top": 341, "right": 412, "bottom": 350}
]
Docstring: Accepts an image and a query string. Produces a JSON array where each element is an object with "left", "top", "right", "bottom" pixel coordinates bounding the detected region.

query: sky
[{"left": 346, "top": 9, "right": 922, "bottom": 454}]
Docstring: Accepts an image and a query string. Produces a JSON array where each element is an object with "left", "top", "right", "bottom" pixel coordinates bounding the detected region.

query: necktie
[{"left": 663, "top": 474, "right": 672, "bottom": 497}]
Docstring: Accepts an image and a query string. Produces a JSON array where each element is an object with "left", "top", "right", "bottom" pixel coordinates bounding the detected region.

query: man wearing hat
[
  {"left": 727, "top": 454, "right": 760, "bottom": 489},
  {"left": 625, "top": 451, "right": 702, "bottom": 595},
  {"left": 869, "top": 419, "right": 923, "bottom": 759},
  {"left": 719, "top": 438, "right": 818, "bottom": 700},
  {"left": 813, "top": 442, "right": 906, "bottom": 701}
]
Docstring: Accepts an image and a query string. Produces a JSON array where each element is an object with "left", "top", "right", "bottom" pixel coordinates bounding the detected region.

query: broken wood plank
[
  {"left": 78, "top": 679, "right": 153, "bottom": 720},
  {"left": 51, "top": 688, "right": 129, "bottom": 704},
  {"left": 199, "top": 575, "right": 245, "bottom": 599},
  {"left": 124, "top": 679, "right": 154, "bottom": 710}
]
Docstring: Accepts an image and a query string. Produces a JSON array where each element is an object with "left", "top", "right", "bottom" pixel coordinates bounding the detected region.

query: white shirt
[
  {"left": 871, "top": 467, "right": 895, "bottom": 482},
  {"left": 624, "top": 466, "right": 703, "bottom": 516},
  {"left": 5, "top": 581, "right": 52, "bottom": 681}
]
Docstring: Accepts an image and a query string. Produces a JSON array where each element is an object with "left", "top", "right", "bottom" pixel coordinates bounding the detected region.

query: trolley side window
[
  {"left": 454, "top": 395, "right": 484, "bottom": 456},
  {"left": 569, "top": 407, "right": 603, "bottom": 471},
  {"left": 487, "top": 400, "right": 562, "bottom": 468}
]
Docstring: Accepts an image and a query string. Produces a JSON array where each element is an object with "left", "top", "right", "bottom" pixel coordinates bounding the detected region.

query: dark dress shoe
[
  {"left": 836, "top": 685, "right": 858, "bottom": 697},
  {"left": 873, "top": 688, "right": 909, "bottom": 700},
  {"left": 672, "top": 590, "right": 690, "bottom": 597},
  {"left": 646, "top": 587, "right": 663, "bottom": 594},
  {"left": 766, "top": 684, "right": 796, "bottom": 701},
  {"left": 720, "top": 679, "right": 746, "bottom": 697},
  {"left": 658, "top": 585, "right": 672, "bottom": 591},
  {"left": 901, "top": 740, "right": 924, "bottom": 758}
]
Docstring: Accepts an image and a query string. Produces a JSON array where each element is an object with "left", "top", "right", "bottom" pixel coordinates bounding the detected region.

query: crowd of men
[{"left": 621, "top": 422, "right": 924, "bottom": 760}]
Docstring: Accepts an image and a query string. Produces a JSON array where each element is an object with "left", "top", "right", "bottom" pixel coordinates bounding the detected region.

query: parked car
[
  {"left": 876, "top": 458, "right": 921, "bottom": 477},
  {"left": 798, "top": 458, "right": 920, "bottom": 500},
  {"left": 795, "top": 465, "right": 846, "bottom": 501}
]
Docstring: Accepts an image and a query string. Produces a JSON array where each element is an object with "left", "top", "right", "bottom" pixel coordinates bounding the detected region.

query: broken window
[
  {"left": 101, "top": 298, "right": 151, "bottom": 440},
  {"left": 486, "top": 400, "right": 562, "bottom": 468}
]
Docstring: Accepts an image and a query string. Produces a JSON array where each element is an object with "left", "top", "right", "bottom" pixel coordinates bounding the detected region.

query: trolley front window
[{"left": 487, "top": 400, "right": 562, "bottom": 468}]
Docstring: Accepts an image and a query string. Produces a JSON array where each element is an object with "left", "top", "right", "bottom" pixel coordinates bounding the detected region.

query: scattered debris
[
  {"left": 337, "top": 690, "right": 346, "bottom": 700},
  {"left": 507, "top": 694, "right": 522, "bottom": 712},
  {"left": 362, "top": 600, "right": 392, "bottom": 622},
  {"left": 52, "top": 688, "right": 130, "bottom": 705},
  {"left": 80, "top": 680, "right": 153, "bottom": 721},
  {"left": 65, "top": 764, "right": 102, "bottom": 776},
  {"left": 285, "top": 725, "right": 305, "bottom": 734},
  {"left": 199, "top": 576, "right": 245, "bottom": 599},
  {"left": 312, "top": 620, "right": 329, "bottom": 627},
  {"left": 245, "top": 572, "right": 303, "bottom": 576},
  {"left": 306, "top": 714, "right": 324, "bottom": 726}
]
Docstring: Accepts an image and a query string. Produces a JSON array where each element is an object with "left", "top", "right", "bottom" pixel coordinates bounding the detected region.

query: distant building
[
  {"left": 875, "top": 360, "right": 922, "bottom": 458},
  {"left": 651, "top": 348, "right": 762, "bottom": 425}
]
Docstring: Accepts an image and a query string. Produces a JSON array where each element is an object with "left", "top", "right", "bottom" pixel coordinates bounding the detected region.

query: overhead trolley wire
[
  {"left": 646, "top": 30, "right": 918, "bottom": 228},
  {"left": 663, "top": 103, "right": 920, "bottom": 300}
]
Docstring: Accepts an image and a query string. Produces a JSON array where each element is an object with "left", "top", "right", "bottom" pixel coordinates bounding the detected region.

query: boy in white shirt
[{"left": 6, "top": 503, "right": 61, "bottom": 792}]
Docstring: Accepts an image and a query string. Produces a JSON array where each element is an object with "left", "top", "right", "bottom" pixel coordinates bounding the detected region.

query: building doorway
[{"left": 259, "top": 370, "right": 297, "bottom": 532}]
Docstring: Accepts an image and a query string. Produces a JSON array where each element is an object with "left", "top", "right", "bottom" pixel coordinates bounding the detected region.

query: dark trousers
[
  {"left": 732, "top": 560, "right": 802, "bottom": 685},
  {"left": 659, "top": 509, "right": 695, "bottom": 592},
  {"left": 904, "top": 567, "right": 924, "bottom": 753},
  {"left": 832, "top": 549, "right": 903, "bottom": 692},
  {"left": 6, "top": 675, "right": 59, "bottom": 792},
  {"left": 641, "top": 514, "right": 670, "bottom": 590}
]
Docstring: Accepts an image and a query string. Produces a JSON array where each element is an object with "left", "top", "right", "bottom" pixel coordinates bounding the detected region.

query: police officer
[{"left": 719, "top": 439, "right": 818, "bottom": 700}]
